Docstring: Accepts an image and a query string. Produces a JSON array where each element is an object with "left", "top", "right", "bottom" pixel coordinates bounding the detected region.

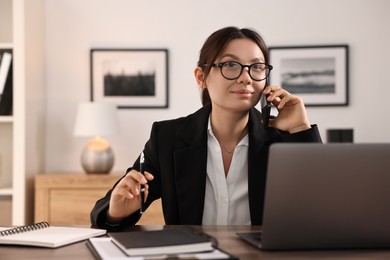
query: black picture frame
[
  {"left": 268, "top": 45, "right": 349, "bottom": 106},
  {"left": 90, "top": 48, "right": 169, "bottom": 109}
]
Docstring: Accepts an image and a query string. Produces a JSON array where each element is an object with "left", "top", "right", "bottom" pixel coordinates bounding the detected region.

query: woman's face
[{"left": 205, "top": 38, "right": 266, "bottom": 112}]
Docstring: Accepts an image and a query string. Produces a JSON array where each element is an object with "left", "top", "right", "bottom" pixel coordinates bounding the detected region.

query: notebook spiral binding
[{"left": 0, "top": 221, "right": 50, "bottom": 237}]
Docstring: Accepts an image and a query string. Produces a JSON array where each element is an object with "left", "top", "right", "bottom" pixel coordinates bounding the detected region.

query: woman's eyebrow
[
  {"left": 249, "top": 56, "right": 265, "bottom": 63},
  {"left": 219, "top": 54, "right": 265, "bottom": 63},
  {"left": 219, "top": 53, "right": 239, "bottom": 60}
]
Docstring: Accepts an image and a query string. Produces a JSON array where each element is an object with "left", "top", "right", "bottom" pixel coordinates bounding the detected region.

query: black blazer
[{"left": 91, "top": 104, "right": 322, "bottom": 230}]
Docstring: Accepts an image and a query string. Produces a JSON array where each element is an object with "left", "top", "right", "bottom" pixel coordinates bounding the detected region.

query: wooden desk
[
  {"left": 35, "top": 173, "right": 164, "bottom": 225},
  {"left": 1, "top": 226, "right": 390, "bottom": 259}
]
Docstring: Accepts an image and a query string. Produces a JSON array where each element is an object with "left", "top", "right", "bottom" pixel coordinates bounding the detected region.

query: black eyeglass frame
[{"left": 212, "top": 61, "right": 273, "bottom": 82}]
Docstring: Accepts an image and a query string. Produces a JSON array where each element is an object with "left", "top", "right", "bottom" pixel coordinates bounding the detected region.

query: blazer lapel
[
  {"left": 173, "top": 105, "right": 211, "bottom": 224},
  {"left": 247, "top": 108, "right": 280, "bottom": 225}
]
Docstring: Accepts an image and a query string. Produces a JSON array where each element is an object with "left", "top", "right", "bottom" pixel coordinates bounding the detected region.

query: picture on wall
[
  {"left": 90, "top": 49, "right": 169, "bottom": 108},
  {"left": 269, "top": 45, "right": 348, "bottom": 106}
]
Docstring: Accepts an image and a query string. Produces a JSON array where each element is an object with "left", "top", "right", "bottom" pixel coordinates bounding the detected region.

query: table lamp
[{"left": 73, "top": 102, "right": 119, "bottom": 174}]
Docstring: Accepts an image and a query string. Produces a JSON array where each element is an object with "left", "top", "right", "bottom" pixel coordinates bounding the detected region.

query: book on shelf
[
  {"left": 0, "top": 221, "right": 106, "bottom": 248},
  {"left": 0, "top": 50, "right": 13, "bottom": 115},
  {"left": 87, "top": 237, "right": 238, "bottom": 260},
  {"left": 108, "top": 228, "right": 216, "bottom": 256},
  {"left": 0, "top": 51, "right": 12, "bottom": 94}
]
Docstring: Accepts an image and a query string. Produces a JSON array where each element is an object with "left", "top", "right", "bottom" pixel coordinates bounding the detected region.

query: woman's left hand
[{"left": 263, "top": 86, "right": 311, "bottom": 133}]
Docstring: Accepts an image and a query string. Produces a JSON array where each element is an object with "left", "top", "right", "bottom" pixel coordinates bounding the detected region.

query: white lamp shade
[{"left": 73, "top": 102, "right": 119, "bottom": 137}]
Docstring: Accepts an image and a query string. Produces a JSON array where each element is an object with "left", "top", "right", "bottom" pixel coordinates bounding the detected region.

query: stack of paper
[{"left": 87, "top": 228, "right": 237, "bottom": 259}]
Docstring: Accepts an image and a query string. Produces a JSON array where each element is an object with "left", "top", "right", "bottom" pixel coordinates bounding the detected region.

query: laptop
[{"left": 237, "top": 143, "right": 390, "bottom": 250}]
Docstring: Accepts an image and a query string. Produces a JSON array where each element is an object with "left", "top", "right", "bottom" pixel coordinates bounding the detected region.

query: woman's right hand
[{"left": 106, "top": 169, "right": 154, "bottom": 223}]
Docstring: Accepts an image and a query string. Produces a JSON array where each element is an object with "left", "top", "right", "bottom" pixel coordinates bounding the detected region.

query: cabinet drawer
[
  {"left": 49, "top": 189, "right": 107, "bottom": 225},
  {"left": 35, "top": 173, "right": 165, "bottom": 226}
]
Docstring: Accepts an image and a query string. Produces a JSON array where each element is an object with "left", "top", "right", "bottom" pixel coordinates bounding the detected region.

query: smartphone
[{"left": 260, "top": 93, "right": 271, "bottom": 129}]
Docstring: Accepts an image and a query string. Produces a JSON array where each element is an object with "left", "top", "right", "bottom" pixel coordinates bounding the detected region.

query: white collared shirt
[{"left": 202, "top": 119, "right": 251, "bottom": 225}]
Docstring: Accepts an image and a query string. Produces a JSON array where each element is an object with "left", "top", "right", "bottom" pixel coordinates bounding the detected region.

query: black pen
[{"left": 140, "top": 152, "right": 145, "bottom": 214}]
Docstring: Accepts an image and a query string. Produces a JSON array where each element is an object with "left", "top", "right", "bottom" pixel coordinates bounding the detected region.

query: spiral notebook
[{"left": 0, "top": 222, "right": 106, "bottom": 248}]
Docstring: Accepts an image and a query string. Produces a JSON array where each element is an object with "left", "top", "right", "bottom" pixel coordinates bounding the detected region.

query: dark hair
[{"left": 197, "top": 26, "right": 269, "bottom": 106}]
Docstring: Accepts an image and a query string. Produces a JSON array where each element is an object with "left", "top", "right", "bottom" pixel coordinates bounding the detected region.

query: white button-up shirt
[{"left": 202, "top": 119, "right": 251, "bottom": 225}]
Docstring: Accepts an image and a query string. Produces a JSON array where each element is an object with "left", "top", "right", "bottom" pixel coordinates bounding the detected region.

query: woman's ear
[{"left": 194, "top": 67, "right": 206, "bottom": 89}]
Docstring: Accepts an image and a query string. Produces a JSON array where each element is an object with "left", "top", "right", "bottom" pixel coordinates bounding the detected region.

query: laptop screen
[{"left": 259, "top": 143, "right": 390, "bottom": 250}]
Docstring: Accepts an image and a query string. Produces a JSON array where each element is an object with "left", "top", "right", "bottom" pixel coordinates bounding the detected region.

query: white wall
[{"left": 44, "top": 0, "right": 390, "bottom": 173}]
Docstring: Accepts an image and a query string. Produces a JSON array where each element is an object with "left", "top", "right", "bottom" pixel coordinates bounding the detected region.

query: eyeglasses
[{"left": 212, "top": 61, "right": 273, "bottom": 81}]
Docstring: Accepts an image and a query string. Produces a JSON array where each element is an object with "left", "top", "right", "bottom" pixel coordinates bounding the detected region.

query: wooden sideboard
[{"left": 34, "top": 173, "right": 164, "bottom": 226}]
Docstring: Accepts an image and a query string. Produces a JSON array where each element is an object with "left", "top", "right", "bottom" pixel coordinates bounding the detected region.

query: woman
[{"left": 90, "top": 26, "right": 322, "bottom": 230}]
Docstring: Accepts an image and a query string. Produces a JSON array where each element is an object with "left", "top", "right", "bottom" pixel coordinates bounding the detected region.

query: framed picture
[
  {"left": 90, "top": 48, "right": 169, "bottom": 108},
  {"left": 269, "top": 45, "right": 348, "bottom": 106}
]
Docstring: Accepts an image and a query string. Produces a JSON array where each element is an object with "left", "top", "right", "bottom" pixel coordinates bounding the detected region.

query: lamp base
[{"left": 81, "top": 137, "right": 114, "bottom": 174}]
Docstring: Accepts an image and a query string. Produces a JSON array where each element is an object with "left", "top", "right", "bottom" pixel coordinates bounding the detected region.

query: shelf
[
  {"left": 0, "top": 187, "right": 13, "bottom": 196},
  {"left": 0, "top": 0, "right": 46, "bottom": 226},
  {"left": 0, "top": 116, "right": 13, "bottom": 123},
  {"left": 0, "top": 43, "right": 13, "bottom": 49}
]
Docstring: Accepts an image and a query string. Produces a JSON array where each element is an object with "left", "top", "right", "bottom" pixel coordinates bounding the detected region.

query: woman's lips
[{"left": 231, "top": 89, "right": 254, "bottom": 97}]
